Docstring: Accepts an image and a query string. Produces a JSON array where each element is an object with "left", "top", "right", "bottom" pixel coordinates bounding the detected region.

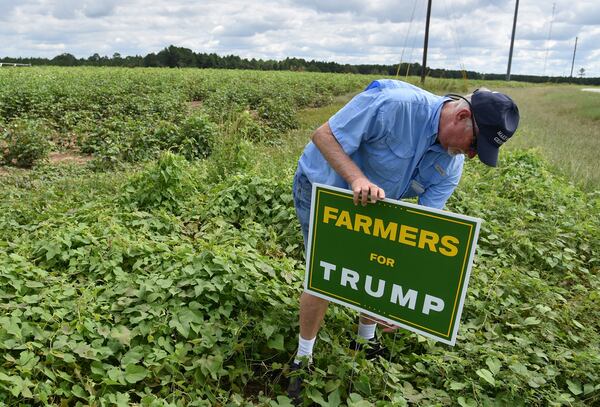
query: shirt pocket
[
  {"left": 364, "top": 137, "right": 415, "bottom": 182},
  {"left": 414, "top": 158, "right": 446, "bottom": 191}
]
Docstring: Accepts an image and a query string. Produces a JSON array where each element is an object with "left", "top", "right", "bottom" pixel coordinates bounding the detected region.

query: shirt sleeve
[
  {"left": 328, "top": 89, "right": 386, "bottom": 155},
  {"left": 418, "top": 159, "right": 464, "bottom": 209}
]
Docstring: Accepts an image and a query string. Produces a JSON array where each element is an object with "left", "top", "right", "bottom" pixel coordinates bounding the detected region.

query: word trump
[
  {"left": 319, "top": 260, "right": 445, "bottom": 315},
  {"left": 322, "top": 206, "right": 459, "bottom": 257}
]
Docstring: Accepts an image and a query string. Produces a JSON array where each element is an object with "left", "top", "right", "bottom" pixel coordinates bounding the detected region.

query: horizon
[
  {"left": 1, "top": 47, "right": 597, "bottom": 80},
  {"left": 1, "top": 0, "right": 599, "bottom": 77}
]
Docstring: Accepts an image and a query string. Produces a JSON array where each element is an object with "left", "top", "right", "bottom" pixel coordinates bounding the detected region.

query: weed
[{"left": 1, "top": 118, "right": 53, "bottom": 168}]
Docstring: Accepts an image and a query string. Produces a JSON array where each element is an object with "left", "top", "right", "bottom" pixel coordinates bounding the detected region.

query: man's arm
[{"left": 312, "top": 122, "right": 385, "bottom": 206}]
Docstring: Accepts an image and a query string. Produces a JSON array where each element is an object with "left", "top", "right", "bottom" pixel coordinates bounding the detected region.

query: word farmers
[
  {"left": 319, "top": 260, "right": 445, "bottom": 315},
  {"left": 322, "top": 206, "right": 460, "bottom": 257}
]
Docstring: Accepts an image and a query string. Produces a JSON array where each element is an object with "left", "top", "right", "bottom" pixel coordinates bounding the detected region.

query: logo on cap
[{"left": 494, "top": 130, "right": 509, "bottom": 145}]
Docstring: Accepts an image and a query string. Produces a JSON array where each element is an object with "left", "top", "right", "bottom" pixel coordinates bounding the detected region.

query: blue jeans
[{"left": 292, "top": 168, "right": 312, "bottom": 249}]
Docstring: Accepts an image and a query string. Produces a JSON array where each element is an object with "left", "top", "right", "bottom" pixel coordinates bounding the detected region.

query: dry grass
[{"left": 48, "top": 151, "right": 93, "bottom": 165}]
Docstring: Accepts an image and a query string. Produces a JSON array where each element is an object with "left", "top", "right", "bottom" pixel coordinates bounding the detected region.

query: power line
[
  {"left": 405, "top": 1, "right": 425, "bottom": 78},
  {"left": 442, "top": 0, "right": 467, "bottom": 80},
  {"left": 396, "top": 0, "right": 419, "bottom": 77},
  {"left": 542, "top": 3, "right": 556, "bottom": 76}
]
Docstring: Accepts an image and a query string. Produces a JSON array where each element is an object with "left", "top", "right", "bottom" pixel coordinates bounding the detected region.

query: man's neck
[{"left": 436, "top": 100, "right": 455, "bottom": 148}]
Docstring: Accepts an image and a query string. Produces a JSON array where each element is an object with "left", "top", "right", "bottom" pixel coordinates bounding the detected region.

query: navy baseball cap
[{"left": 471, "top": 89, "right": 520, "bottom": 167}]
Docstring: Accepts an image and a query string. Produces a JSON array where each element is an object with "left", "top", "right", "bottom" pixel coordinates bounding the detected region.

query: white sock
[
  {"left": 294, "top": 334, "right": 316, "bottom": 364},
  {"left": 357, "top": 321, "right": 377, "bottom": 340}
]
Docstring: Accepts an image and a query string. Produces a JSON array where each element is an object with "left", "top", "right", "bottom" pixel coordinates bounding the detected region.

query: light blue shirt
[{"left": 297, "top": 79, "right": 464, "bottom": 209}]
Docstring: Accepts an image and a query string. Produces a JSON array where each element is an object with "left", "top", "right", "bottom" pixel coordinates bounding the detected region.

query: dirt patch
[
  {"left": 0, "top": 151, "right": 92, "bottom": 175},
  {"left": 48, "top": 151, "right": 93, "bottom": 165},
  {"left": 188, "top": 101, "right": 203, "bottom": 110}
]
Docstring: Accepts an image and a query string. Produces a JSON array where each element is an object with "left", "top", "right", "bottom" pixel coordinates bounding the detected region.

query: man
[{"left": 288, "top": 79, "right": 519, "bottom": 400}]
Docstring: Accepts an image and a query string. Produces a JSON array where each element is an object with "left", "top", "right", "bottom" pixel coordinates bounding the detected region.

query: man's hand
[{"left": 350, "top": 177, "right": 385, "bottom": 206}]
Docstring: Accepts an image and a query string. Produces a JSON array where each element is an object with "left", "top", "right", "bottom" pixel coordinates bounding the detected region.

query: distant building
[{"left": 0, "top": 63, "right": 32, "bottom": 67}]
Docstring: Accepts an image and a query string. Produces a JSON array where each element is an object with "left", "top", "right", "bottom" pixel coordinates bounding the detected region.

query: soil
[{"left": 48, "top": 151, "right": 93, "bottom": 164}]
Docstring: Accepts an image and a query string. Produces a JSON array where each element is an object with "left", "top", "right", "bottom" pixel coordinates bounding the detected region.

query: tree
[
  {"left": 156, "top": 45, "right": 195, "bottom": 68},
  {"left": 578, "top": 67, "right": 586, "bottom": 78},
  {"left": 51, "top": 53, "right": 78, "bottom": 66},
  {"left": 143, "top": 53, "right": 159, "bottom": 67},
  {"left": 88, "top": 53, "right": 101, "bottom": 63}
]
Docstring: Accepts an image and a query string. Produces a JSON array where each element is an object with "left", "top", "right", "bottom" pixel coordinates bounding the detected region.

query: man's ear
[{"left": 455, "top": 107, "right": 471, "bottom": 123}]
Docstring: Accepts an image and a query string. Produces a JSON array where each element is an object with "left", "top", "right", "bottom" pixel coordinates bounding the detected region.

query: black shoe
[
  {"left": 287, "top": 360, "right": 307, "bottom": 405},
  {"left": 349, "top": 337, "right": 389, "bottom": 360}
]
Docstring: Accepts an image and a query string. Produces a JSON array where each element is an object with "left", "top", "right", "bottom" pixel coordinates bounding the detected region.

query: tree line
[{"left": 2, "top": 45, "right": 598, "bottom": 85}]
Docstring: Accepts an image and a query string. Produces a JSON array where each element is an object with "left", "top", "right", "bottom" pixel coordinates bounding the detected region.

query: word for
[
  {"left": 370, "top": 252, "right": 395, "bottom": 267},
  {"left": 319, "top": 260, "right": 445, "bottom": 315},
  {"left": 322, "top": 206, "right": 459, "bottom": 257}
]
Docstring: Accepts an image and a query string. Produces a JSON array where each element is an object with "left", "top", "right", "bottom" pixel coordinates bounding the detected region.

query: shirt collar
[{"left": 429, "top": 96, "right": 452, "bottom": 147}]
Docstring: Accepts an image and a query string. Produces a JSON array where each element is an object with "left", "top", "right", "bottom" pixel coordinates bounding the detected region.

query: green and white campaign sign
[{"left": 304, "top": 183, "right": 482, "bottom": 346}]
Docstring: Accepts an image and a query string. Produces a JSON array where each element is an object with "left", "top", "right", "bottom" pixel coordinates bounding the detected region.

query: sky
[{"left": 1, "top": 0, "right": 599, "bottom": 77}]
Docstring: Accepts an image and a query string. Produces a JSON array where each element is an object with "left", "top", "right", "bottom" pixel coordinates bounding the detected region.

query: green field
[
  {"left": 495, "top": 84, "right": 600, "bottom": 191},
  {"left": 0, "top": 68, "right": 599, "bottom": 406}
]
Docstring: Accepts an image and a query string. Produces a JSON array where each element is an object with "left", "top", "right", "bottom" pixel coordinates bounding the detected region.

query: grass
[
  {"left": 487, "top": 84, "right": 600, "bottom": 191},
  {"left": 251, "top": 93, "right": 357, "bottom": 178}
]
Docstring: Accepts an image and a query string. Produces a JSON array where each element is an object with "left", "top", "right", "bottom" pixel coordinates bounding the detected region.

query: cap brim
[{"left": 476, "top": 131, "right": 499, "bottom": 167}]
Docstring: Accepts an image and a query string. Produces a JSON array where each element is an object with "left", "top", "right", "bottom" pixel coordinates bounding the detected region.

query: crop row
[{"left": 0, "top": 67, "right": 371, "bottom": 168}]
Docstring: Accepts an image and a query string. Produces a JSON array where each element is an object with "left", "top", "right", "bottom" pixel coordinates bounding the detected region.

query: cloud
[
  {"left": 288, "top": 0, "right": 365, "bottom": 15},
  {"left": 0, "top": 1, "right": 16, "bottom": 20},
  {"left": 0, "top": 0, "right": 39, "bottom": 21},
  {"left": 557, "top": 1, "right": 600, "bottom": 26},
  {"left": 83, "top": 0, "right": 119, "bottom": 18},
  {"left": 212, "top": 18, "right": 280, "bottom": 37},
  {"left": 50, "top": 0, "right": 78, "bottom": 19},
  {"left": 47, "top": 0, "right": 119, "bottom": 19},
  {"left": 0, "top": 0, "right": 598, "bottom": 77}
]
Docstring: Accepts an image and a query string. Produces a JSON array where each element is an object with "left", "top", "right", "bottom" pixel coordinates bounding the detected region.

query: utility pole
[
  {"left": 421, "top": 0, "right": 432, "bottom": 84},
  {"left": 506, "top": 0, "right": 519, "bottom": 81},
  {"left": 570, "top": 37, "right": 578, "bottom": 78}
]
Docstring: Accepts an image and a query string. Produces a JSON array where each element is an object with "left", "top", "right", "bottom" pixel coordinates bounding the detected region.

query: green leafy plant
[
  {"left": 1, "top": 118, "right": 53, "bottom": 168},
  {"left": 231, "top": 110, "right": 266, "bottom": 142},
  {"left": 175, "top": 113, "right": 218, "bottom": 159},
  {"left": 206, "top": 119, "right": 255, "bottom": 181},
  {"left": 257, "top": 97, "right": 299, "bottom": 135},
  {"left": 123, "top": 151, "right": 195, "bottom": 213}
]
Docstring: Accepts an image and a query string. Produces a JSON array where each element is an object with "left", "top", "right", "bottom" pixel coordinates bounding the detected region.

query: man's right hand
[{"left": 350, "top": 177, "right": 385, "bottom": 206}]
